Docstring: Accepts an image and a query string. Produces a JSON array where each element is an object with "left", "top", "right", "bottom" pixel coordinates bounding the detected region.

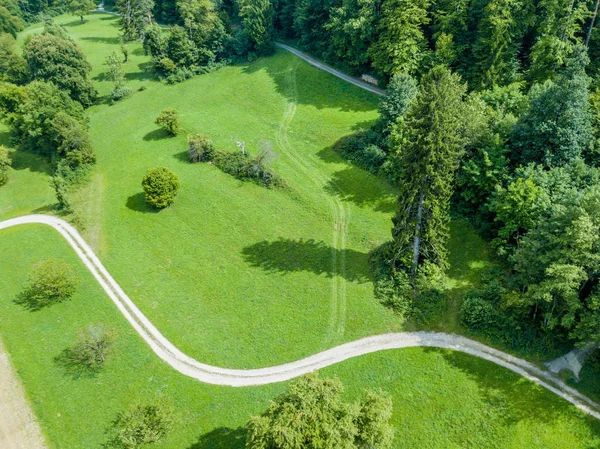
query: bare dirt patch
[{"left": 0, "top": 338, "right": 47, "bottom": 449}]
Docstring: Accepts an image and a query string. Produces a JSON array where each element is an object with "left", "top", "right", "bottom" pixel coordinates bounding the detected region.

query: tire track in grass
[{"left": 275, "top": 60, "right": 347, "bottom": 346}]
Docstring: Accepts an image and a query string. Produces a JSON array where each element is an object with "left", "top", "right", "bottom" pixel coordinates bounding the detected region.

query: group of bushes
[
  {"left": 187, "top": 133, "right": 284, "bottom": 188},
  {"left": 459, "top": 271, "right": 567, "bottom": 357},
  {"left": 143, "top": 24, "right": 232, "bottom": 84},
  {"left": 141, "top": 109, "right": 285, "bottom": 211},
  {"left": 14, "top": 257, "right": 176, "bottom": 447}
]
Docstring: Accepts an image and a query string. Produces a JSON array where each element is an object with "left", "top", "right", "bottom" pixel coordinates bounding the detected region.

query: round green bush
[{"left": 141, "top": 166, "right": 181, "bottom": 209}]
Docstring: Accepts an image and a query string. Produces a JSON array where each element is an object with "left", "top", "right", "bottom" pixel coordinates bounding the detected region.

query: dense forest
[{"left": 3, "top": 0, "right": 600, "bottom": 357}]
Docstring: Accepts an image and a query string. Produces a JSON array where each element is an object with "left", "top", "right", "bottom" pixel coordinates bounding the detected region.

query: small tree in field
[
  {"left": 17, "top": 259, "right": 78, "bottom": 310},
  {"left": 187, "top": 133, "right": 215, "bottom": 162},
  {"left": 105, "top": 51, "right": 126, "bottom": 89},
  {"left": 106, "top": 398, "right": 175, "bottom": 448},
  {"left": 141, "top": 167, "right": 180, "bottom": 209},
  {"left": 68, "top": 0, "right": 96, "bottom": 23},
  {"left": 155, "top": 108, "right": 181, "bottom": 136},
  {"left": 105, "top": 51, "right": 132, "bottom": 102},
  {"left": 0, "top": 145, "right": 11, "bottom": 187},
  {"left": 70, "top": 325, "right": 114, "bottom": 371}
]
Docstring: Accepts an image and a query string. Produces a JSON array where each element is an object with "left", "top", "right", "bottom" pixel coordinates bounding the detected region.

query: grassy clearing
[
  {"left": 0, "top": 124, "right": 55, "bottom": 219},
  {"left": 2, "top": 227, "right": 600, "bottom": 448},
  {"left": 31, "top": 13, "right": 403, "bottom": 368}
]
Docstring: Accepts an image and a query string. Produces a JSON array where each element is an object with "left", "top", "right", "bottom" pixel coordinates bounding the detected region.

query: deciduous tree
[
  {"left": 24, "top": 28, "right": 97, "bottom": 107},
  {"left": 246, "top": 373, "right": 394, "bottom": 449},
  {"left": 239, "top": 0, "right": 275, "bottom": 55},
  {"left": 67, "top": 0, "right": 96, "bottom": 23},
  {"left": 17, "top": 259, "right": 78, "bottom": 310}
]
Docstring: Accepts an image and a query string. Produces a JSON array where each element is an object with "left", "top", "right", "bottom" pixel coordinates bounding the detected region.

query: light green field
[
  {"left": 2, "top": 227, "right": 600, "bottom": 448},
  {"left": 1, "top": 12, "right": 600, "bottom": 448}
]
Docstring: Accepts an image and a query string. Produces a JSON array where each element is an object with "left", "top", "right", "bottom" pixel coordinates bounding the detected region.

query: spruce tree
[
  {"left": 368, "top": 0, "right": 430, "bottom": 76},
  {"left": 117, "top": 0, "right": 155, "bottom": 41},
  {"left": 528, "top": 0, "right": 589, "bottom": 83},
  {"left": 471, "top": 0, "right": 532, "bottom": 88},
  {"left": 391, "top": 66, "right": 467, "bottom": 277},
  {"left": 239, "top": 0, "right": 275, "bottom": 55}
]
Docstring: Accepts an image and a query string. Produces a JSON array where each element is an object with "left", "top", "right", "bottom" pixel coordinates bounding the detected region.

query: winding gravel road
[{"left": 3, "top": 214, "right": 600, "bottom": 420}]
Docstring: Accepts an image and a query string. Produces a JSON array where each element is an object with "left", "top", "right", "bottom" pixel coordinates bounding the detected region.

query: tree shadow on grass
[
  {"left": 242, "top": 238, "right": 371, "bottom": 283},
  {"left": 240, "top": 49, "right": 378, "bottom": 112},
  {"left": 62, "top": 19, "right": 87, "bottom": 27},
  {"left": 126, "top": 192, "right": 158, "bottom": 213},
  {"left": 324, "top": 167, "right": 396, "bottom": 213},
  {"left": 53, "top": 348, "right": 102, "bottom": 380},
  {"left": 13, "top": 290, "right": 62, "bottom": 312},
  {"left": 8, "top": 149, "right": 53, "bottom": 175},
  {"left": 430, "top": 348, "right": 600, "bottom": 433},
  {"left": 80, "top": 36, "right": 120, "bottom": 44},
  {"left": 143, "top": 128, "right": 170, "bottom": 141},
  {"left": 124, "top": 62, "right": 155, "bottom": 82},
  {"left": 186, "top": 427, "right": 246, "bottom": 449},
  {"left": 174, "top": 150, "right": 189, "bottom": 163}
]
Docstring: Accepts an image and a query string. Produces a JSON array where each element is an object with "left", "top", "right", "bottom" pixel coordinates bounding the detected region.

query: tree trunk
[
  {"left": 586, "top": 0, "right": 600, "bottom": 47},
  {"left": 411, "top": 188, "right": 426, "bottom": 278},
  {"left": 80, "top": 15, "right": 84, "bottom": 23},
  {"left": 560, "top": 0, "right": 577, "bottom": 42}
]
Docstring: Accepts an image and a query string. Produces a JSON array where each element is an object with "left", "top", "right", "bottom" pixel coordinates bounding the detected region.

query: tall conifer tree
[
  {"left": 368, "top": 0, "right": 430, "bottom": 76},
  {"left": 391, "top": 66, "right": 467, "bottom": 277}
]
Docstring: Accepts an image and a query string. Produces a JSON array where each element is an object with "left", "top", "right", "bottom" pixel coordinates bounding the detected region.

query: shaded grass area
[
  {"left": 0, "top": 124, "right": 55, "bottom": 219},
  {"left": 2, "top": 227, "right": 600, "bottom": 448}
]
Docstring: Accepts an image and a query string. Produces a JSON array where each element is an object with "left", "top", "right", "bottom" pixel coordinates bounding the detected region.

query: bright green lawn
[
  {"left": 2, "top": 227, "right": 600, "bottom": 448},
  {"left": 3, "top": 12, "right": 600, "bottom": 449}
]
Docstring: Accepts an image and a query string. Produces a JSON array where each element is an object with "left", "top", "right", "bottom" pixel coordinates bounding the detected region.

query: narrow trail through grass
[{"left": 276, "top": 60, "right": 349, "bottom": 346}]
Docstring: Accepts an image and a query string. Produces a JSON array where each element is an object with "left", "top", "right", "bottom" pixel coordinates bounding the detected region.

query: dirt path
[
  {"left": 0, "top": 339, "right": 47, "bottom": 449},
  {"left": 3, "top": 215, "right": 600, "bottom": 423},
  {"left": 274, "top": 43, "right": 385, "bottom": 96},
  {"left": 275, "top": 61, "right": 348, "bottom": 346}
]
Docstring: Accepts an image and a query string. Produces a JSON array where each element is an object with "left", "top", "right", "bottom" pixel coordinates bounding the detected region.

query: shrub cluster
[
  {"left": 187, "top": 133, "right": 215, "bottom": 162},
  {"left": 144, "top": 24, "right": 232, "bottom": 84},
  {"left": 459, "top": 272, "right": 568, "bottom": 357},
  {"left": 331, "top": 131, "right": 399, "bottom": 182},
  {"left": 212, "top": 150, "right": 284, "bottom": 188},
  {"left": 110, "top": 86, "right": 133, "bottom": 102},
  {"left": 187, "top": 134, "right": 284, "bottom": 188}
]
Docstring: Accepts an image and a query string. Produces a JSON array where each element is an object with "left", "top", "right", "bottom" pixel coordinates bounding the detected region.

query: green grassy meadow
[
  {"left": 2, "top": 227, "right": 600, "bottom": 448},
  {"left": 2, "top": 12, "right": 600, "bottom": 448}
]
